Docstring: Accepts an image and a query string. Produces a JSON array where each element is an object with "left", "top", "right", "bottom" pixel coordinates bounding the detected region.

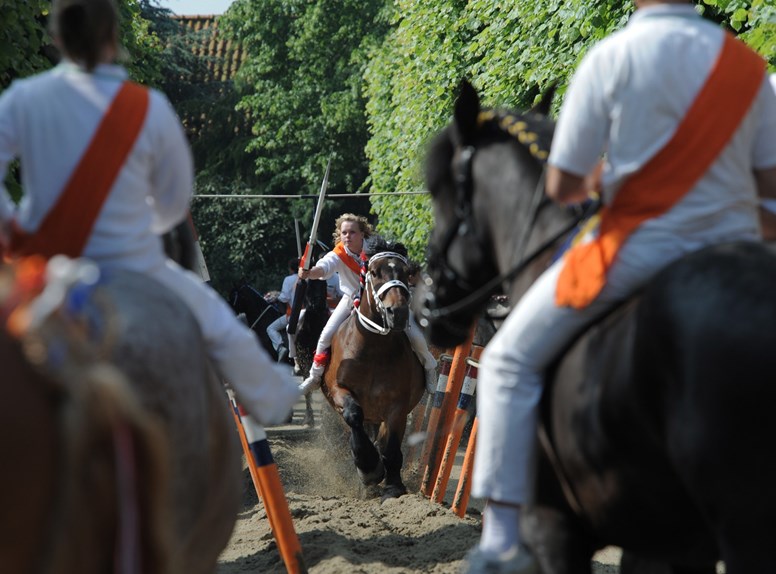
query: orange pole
[
  {"left": 421, "top": 328, "right": 476, "bottom": 496},
  {"left": 228, "top": 393, "right": 275, "bottom": 530},
  {"left": 230, "top": 394, "right": 307, "bottom": 574},
  {"left": 431, "top": 353, "right": 481, "bottom": 504},
  {"left": 417, "top": 354, "right": 453, "bottom": 473},
  {"left": 451, "top": 417, "right": 478, "bottom": 518}
]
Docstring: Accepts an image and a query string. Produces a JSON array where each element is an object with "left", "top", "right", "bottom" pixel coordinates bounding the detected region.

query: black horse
[
  {"left": 229, "top": 280, "right": 284, "bottom": 361},
  {"left": 292, "top": 278, "right": 329, "bottom": 427},
  {"left": 418, "top": 81, "right": 776, "bottom": 573}
]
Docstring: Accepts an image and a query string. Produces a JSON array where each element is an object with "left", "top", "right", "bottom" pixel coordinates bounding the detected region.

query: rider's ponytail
[{"left": 51, "top": 0, "right": 119, "bottom": 72}]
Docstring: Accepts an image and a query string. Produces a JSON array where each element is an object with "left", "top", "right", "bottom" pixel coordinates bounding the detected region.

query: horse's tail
[{"left": 47, "top": 362, "right": 174, "bottom": 574}]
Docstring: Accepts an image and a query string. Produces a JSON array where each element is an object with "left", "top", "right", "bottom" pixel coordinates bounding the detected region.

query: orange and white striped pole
[
  {"left": 228, "top": 391, "right": 307, "bottom": 574},
  {"left": 451, "top": 417, "right": 478, "bottom": 518},
  {"left": 421, "top": 327, "right": 475, "bottom": 496},
  {"left": 417, "top": 354, "right": 451, "bottom": 485},
  {"left": 431, "top": 352, "right": 481, "bottom": 504}
]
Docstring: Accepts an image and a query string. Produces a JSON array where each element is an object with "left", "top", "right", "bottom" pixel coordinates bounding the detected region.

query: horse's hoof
[
  {"left": 357, "top": 460, "right": 385, "bottom": 486},
  {"left": 380, "top": 484, "right": 407, "bottom": 502},
  {"left": 302, "top": 415, "right": 315, "bottom": 428}
]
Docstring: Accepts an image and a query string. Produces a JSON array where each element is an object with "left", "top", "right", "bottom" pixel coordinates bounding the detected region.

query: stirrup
[
  {"left": 299, "top": 373, "right": 321, "bottom": 395},
  {"left": 462, "top": 545, "right": 538, "bottom": 574}
]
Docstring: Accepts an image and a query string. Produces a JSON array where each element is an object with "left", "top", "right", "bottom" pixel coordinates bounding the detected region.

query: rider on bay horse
[
  {"left": 297, "top": 213, "right": 438, "bottom": 395},
  {"left": 463, "top": 1, "right": 776, "bottom": 573},
  {"left": 0, "top": 0, "right": 300, "bottom": 427}
]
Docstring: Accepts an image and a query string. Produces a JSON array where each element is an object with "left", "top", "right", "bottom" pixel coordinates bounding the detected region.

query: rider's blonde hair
[{"left": 333, "top": 213, "right": 373, "bottom": 245}]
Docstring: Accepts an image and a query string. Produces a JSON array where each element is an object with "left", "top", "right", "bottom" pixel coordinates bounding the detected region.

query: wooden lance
[{"left": 287, "top": 158, "right": 330, "bottom": 335}]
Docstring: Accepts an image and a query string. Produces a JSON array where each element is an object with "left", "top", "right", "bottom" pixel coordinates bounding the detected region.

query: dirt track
[{"left": 216, "top": 391, "right": 626, "bottom": 574}]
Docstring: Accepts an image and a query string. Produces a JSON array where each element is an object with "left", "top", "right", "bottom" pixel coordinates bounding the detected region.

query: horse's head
[
  {"left": 360, "top": 237, "right": 412, "bottom": 333},
  {"left": 228, "top": 278, "right": 248, "bottom": 312},
  {"left": 418, "top": 80, "right": 556, "bottom": 348}
]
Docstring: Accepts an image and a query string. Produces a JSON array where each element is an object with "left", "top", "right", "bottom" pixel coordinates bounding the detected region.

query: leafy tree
[
  {"left": 219, "top": 0, "right": 387, "bottom": 230},
  {"left": 364, "top": 0, "right": 776, "bottom": 259},
  {"left": 0, "top": 0, "right": 52, "bottom": 89}
]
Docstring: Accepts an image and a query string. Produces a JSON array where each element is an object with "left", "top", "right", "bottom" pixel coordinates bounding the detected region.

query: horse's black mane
[
  {"left": 426, "top": 112, "right": 555, "bottom": 202},
  {"left": 364, "top": 235, "right": 408, "bottom": 259},
  {"left": 480, "top": 108, "right": 555, "bottom": 154}
]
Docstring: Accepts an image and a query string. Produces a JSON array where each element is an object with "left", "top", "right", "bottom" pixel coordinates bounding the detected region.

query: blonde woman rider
[{"left": 298, "top": 213, "right": 437, "bottom": 394}]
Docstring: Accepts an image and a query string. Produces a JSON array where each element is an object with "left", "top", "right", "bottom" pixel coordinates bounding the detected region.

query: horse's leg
[
  {"left": 524, "top": 451, "right": 595, "bottom": 574},
  {"left": 717, "top": 531, "right": 776, "bottom": 574},
  {"left": 337, "top": 392, "right": 385, "bottom": 485},
  {"left": 378, "top": 414, "right": 409, "bottom": 501},
  {"left": 302, "top": 393, "right": 315, "bottom": 427}
]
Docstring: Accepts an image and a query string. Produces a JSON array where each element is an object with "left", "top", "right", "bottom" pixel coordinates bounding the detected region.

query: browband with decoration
[
  {"left": 476, "top": 109, "right": 551, "bottom": 163},
  {"left": 367, "top": 251, "right": 408, "bottom": 267}
]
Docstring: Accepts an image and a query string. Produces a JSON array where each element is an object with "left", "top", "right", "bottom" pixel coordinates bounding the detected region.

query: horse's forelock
[{"left": 364, "top": 236, "right": 408, "bottom": 260}]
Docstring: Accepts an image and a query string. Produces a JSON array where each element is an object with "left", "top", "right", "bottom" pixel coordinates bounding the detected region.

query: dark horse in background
[
  {"left": 293, "top": 277, "right": 330, "bottom": 427},
  {"left": 418, "top": 81, "right": 776, "bottom": 573},
  {"left": 229, "top": 279, "right": 284, "bottom": 362},
  {"left": 228, "top": 270, "right": 330, "bottom": 427},
  {"left": 322, "top": 237, "right": 426, "bottom": 501}
]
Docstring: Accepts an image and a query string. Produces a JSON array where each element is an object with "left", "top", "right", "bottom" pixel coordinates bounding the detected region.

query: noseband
[{"left": 356, "top": 251, "right": 411, "bottom": 335}]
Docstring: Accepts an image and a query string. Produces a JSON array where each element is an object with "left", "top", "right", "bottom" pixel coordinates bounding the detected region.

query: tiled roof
[
  {"left": 171, "top": 14, "right": 250, "bottom": 141},
  {"left": 172, "top": 14, "right": 246, "bottom": 83}
]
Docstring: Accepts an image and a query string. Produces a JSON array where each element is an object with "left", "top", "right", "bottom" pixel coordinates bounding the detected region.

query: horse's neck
[{"left": 488, "top": 169, "right": 573, "bottom": 302}]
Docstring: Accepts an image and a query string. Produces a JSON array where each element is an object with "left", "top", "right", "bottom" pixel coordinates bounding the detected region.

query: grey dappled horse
[{"left": 0, "top": 265, "right": 241, "bottom": 573}]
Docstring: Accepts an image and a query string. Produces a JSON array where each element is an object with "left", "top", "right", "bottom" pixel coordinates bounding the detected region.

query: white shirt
[
  {"left": 314, "top": 245, "right": 361, "bottom": 296},
  {"left": 278, "top": 273, "right": 297, "bottom": 304},
  {"left": 0, "top": 61, "right": 193, "bottom": 272},
  {"left": 549, "top": 5, "right": 776, "bottom": 242}
]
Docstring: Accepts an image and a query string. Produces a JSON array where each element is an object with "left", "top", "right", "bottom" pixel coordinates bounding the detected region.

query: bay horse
[
  {"left": 0, "top": 259, "right": 241, "bottom": 573},
  {"left": 322, "top": 237, "right": 426, "bottom": 500},
  {"left": 418, "top": 80, "right": 776, "bottom": 573}
]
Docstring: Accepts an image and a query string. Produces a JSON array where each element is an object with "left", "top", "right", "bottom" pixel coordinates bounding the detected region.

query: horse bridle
[
  {"left": 421, "top": 112, "right": 598, "bottom": 326},
  {"left": 356, "top": 251, "right": 411, "bottom": 335},
  {"left": 233, "top": 284, "right": 276, "bottom": 331}
]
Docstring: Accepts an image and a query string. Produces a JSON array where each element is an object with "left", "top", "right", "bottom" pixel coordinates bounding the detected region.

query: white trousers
[
  {"left": 266, "top": 313, "right": 298, "bottom": 359},
  {"left": 471, "top": 230, "right": 730, "bottom": 504},
  {"left": 312, "top": 294, "right": 436, "bottom": 370},
  {"left": 150, "top": 259, "right": 300, "bottom": 426}
]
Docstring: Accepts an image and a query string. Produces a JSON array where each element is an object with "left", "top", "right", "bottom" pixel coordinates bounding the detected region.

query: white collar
[
  {"left": 630, "top": 4, "right": 700, "bottom": 25},
  {"left": 57, "top": 59, "right": 128, "bottom": 81}
]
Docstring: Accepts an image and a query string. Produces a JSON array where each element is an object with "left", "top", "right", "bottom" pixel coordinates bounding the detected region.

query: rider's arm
[
  {"left": 547, "top": 44, "right": 610, "bottom": 207},
  {"left": 299, "top": 250, "right": 338, "bottom": 281},
  {"left": 546, "top": 161, "right": 603, "bottom": 206},
  {"left": 755, "top": 166, "right": 776, "bottom": 200},
  {"left": 147, "top": 93, "right": 194, "bottom": 235},
  {"left": 299, "top": 266, "right": 325, "bottom": 280}
]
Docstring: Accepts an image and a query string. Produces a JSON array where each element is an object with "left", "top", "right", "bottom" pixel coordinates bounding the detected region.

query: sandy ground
[{"left": 216, "top": 390, "right": 626, "bottom": 574}]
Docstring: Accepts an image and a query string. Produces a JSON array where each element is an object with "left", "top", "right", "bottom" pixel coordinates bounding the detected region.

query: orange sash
[
  {"left": 333, "top": 241, "right": 362, "bottom": 276},
  {"left": 556, "top": 33, "right": 766, "bottom": 309},
  {"left": 8, "top": 82, "right": 149, "bottom": 260}
]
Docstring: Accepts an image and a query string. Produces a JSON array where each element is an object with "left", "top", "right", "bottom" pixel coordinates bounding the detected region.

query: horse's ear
[
  {"left": 454, "top": 79, "right": 481, "bottom": 145},
  {"left": 529, "top": 82, "right": 558, "bottom": 117}
]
